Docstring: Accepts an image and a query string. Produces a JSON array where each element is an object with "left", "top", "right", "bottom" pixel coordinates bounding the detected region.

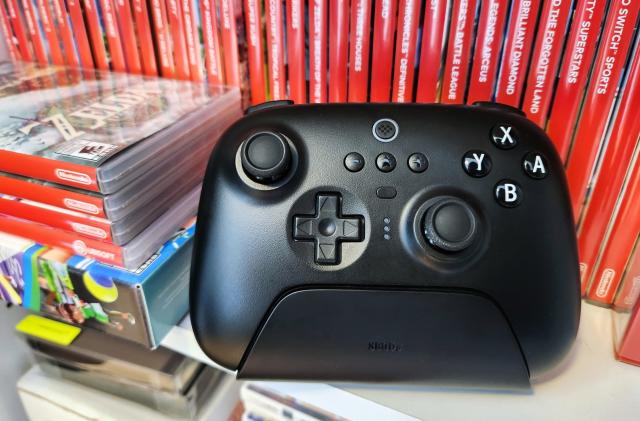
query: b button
[
  {"left": 523, "top": 152, "right": 548, "bottom": 179},
  {"left": 495, "top": 180, "right": 522, "bottom": 208},
  {"left": 462, "top": 150, "right": 492, "bottom": 177}
]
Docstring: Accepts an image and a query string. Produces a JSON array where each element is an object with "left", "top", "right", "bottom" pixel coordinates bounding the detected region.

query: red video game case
[
  {"left": 586, "top": 160, "right": 640, "bottom": 305},
  {"left": 520, "top": 0, "right": 572, "bottom": 126},
  {"left": 565, "top": 0, "right": 640, "bottom": 219},
  {"left": 577, "top": 38, "right": 640, "bottom": 294},
  {"left": 392, "top": 0, "right": 421, "bottom": 103},
  {"left": 546, "top": 0, "right": 608, "bottom": 160},
  {"left": 348, "top": 0, "right": 372, "bottom": 102},
  {"left": 266, "top": 0, "right": 287, "bottom": 100},
  {"left": 329, "top": 0, "right": 350, "bottom": 102},
  {"left": 370, "top": 0, "right": 398, "bottom": 102},
  {"left": 466, "top": 0, "right": 508, "bottom": 104},
  {"left": 416, "top": 0, "right": 449, "bottom": 103},
  {"left": 441, "top": 0, "right": 478, "bottom": 104},
  {"left": 309, "top": 0, "right": 328, "bottom": 103},
  {"left": 287, "top": 0, "right": 306, "bottom": 103},
  {"left": 494, "top": 0, "right": 541, "bottom": 107}
]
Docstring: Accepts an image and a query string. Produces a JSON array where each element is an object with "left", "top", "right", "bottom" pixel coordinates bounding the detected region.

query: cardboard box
[{"left": 0, "top": 221, "right": 194, "bottom": 348}]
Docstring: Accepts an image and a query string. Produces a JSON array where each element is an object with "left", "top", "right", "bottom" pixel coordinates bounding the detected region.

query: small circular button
[
  {"left": 408, "top": 153, "right": 428, "bottom": 173},
  {"left": 318, "top": 218, "right": 337, "bottom": 236},
  {"left": 495, "top": 180, "right": 522, "bottom": 207},
  {"left": 490, "top": 123, "right": 518, "bottom": 149},
  {"left": 376, "top": 153, "right": 397, "bottom": 172},
  {"left": 522, "top": 151, "right": 548, "bottom": 179},
  {"left": 423, "top": 198, "right": 477, "bottom": 252},
  {"left": 372, "top": 118, "right": 399, "bottom": 142},
  {"left": 241, "top": 132, "right": 291, "bottom": 183},
  {"left": 344, "top": 152, "right": 365, "bottom": 172},
  {"left": 462, "top": 150, "right": 492, "bottom": 177}
]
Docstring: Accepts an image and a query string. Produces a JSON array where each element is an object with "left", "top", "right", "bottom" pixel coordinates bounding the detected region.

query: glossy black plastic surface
[{"left": 190, "top": 103, "right": 580, "bottom": 385}]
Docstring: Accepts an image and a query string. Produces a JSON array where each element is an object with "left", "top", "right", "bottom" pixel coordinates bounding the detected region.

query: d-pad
[{"left": 293, "top": 194, "right": 364, "bottom": 264}]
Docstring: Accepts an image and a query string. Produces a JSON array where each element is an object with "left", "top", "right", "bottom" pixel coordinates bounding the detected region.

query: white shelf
[{"left": 161, "top": 303, "right": 640, "bottom": 420}]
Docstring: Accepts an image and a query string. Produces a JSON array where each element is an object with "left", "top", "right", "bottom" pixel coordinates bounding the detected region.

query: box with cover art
[{"left": 0, "top": 220, "right": 196, "bottom": 348}]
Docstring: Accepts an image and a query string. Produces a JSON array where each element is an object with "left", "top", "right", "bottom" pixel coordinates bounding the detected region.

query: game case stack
[
  {"left": 0, "top": 62, "right": 241, "bottom": 344},
  {"left": 0, "top": 62, "right": 240, "bottom": 269}
]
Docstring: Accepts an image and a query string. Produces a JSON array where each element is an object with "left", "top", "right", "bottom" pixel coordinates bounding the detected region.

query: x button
[
  {"left": 490, "top": 124, "right": 518, "bottom": 150},
  {"left": 293, "top": 194, "right": 364, "bottom": 264}
]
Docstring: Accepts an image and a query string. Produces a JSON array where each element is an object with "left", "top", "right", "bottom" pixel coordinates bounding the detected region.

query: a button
[
  {"left": 372, "top": 118, "right": 399, "bottom": 142},
  {"left": 376, "top": 186, "right": 397, "bottom": 199},
  {"left": 246, "top": 100, "right": 294, "bottom": 114},
  {"left": 376, "top": 153, "right": 396, "bottom": 172},
  {"left": 241, "top": 132, "right": 292, "bottom": 183},
  {"left": 473, "top": 101, "right": 526, "bottom": 117},
  {"left": 344, "top": 152, "right": 365, "bottom": 172},
  {"left": 522, "top": 152, "right": 548, "bottom": 179},
  {"left": 490, "top": 124, "right": 518, "bottom": 149},
  {"left": 423, "top": 198, "right": 477, "bottom": 252},
  {"left": 408, "top": 153, "right": 428, "bottom": 172},
  {"left": 495, "top": 180, "right": 522, "bottom": 207},
  {"left": 462, "top": 150, "right": 492, "bottom": 177},
  {"left": 293, "top": 193, "right": 364, "bottom": 264}
]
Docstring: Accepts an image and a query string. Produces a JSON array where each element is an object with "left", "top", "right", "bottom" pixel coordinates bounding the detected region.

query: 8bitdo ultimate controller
[{"left": 190, "top": 101, "right": 580, "bottom": 389}]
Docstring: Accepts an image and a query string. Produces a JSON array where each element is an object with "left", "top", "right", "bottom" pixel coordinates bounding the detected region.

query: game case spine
[
  {"left": 35, "top": 0, "right": 65, "bottom": 65},
  {"left": 21, "top": 0, "right": 48, "bottom": 63},
  {"left": 286, "top": 0, "right": 305, "bottom": 103},
  {"left": 0, "top": 174, "right": 106, "bottom": 218},
  {"left": 50, "top": 0, "right": 79, "bottom": 66},
  {"left": 577, "top": 39, "right": 640, "bottom": 293},
  {"left": 182, "top": 0, "right": 202, "bottom": 81},
  {"left": 391, "top": 0, "right": 421, "bottom": 102},
  {"left": 220, "top": 0, "right": 241, "bottom": 87},
  {"left": 114, "top": 0, "right": 142, "bottom": 74},
  {"left": 132, "top": 0, "right": 158, "bottom": 76},
  {"left": 149, "top": 0, "right": 175, "bottom": 77},
  {"left": 416, "top": 0, "right": 450, "bottom": 103},
  {"left": 466, "top": 0, "right": 508, "bottom": 104},
  {"left": 347, "top": 0, "right": 371, "bottom": 102},
  {"left": 0, "top": 196, "right": 113, "bottom": 242},
  {"left": 329, "top": 0, "right": 349, "bottom": 102},
  {"left": 265, "top": 0, "right": 286, "bottom": 99},
  {"left": 614, "top": 239, "right": 640, "bottom": 311},
  {"left": 98, "top": 0, "right": 127, "bottom": 71},
  {"left": 521, "top": 0, "right": 572, "bottom": 126},
  {"left": 66, "top": 0, "right": 95, "bottom": 68},
  {"left": 201, "top": 0, "right": 223, "bottom": 84},
  {"left": 565, "top": 0, "right": 640, "bottom": 218},
  {"left": 82, "top": 0, "right": 110, "bottom": 70},
  {"left": 545, "top": 0, "right": 607, "bottom": 161},
  {"left": 586, "top": 163, "right": 640, "bottom": 306},
  {"left": 494, "top": 0, "right": 541, "bottom": 107},
  {"left": 244, "top": 0, "right": 265, "bottom": 101},
  {"left": 166, "top": 0, "right": 190, "bottom": 79},
  {"left": 5, "top": 0, "right": 33, "bottom": 60},
  {"left": 0, "top": 214, "right": 124, "bottom": 267},
  {"left": 309, "top": 0, "right": 328, "bottom": 103},
  {"left": 441, "top": 0, "right": 478, "bottom": 104},
  {"left": 0, "top": 2, "right": 21, "bottom": 61},
  {"left": 0, "top": 150, "right": 99, "bottom": 192},
  {"left": 370, "top": 0, "right": 398, "bottom": 102}
]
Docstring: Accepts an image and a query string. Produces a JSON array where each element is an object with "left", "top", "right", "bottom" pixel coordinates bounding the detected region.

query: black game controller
[{"left": 191, "top": 101, "right": 580, "bottom": 389}]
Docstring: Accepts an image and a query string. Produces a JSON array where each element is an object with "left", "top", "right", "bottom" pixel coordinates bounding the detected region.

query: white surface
[
  {"left": 244, "top": 382, "right": 418, "bottom": 420},
  {"left": 163, "top": 303, "right": 640, "bottom": 420},
  {"left": 17, "top": 365, "right": 241, "bottom": 421}
]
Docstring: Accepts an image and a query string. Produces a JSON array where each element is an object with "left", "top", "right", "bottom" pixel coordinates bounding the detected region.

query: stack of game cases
[{"left": 0, "top": 62, "right": 241, "bottom": 270}]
